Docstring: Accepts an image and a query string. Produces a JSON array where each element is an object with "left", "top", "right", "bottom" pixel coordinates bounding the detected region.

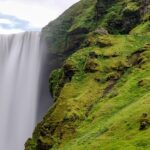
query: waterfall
[{"left": 0, "top": 32, "right": 50, "bottom": 150}]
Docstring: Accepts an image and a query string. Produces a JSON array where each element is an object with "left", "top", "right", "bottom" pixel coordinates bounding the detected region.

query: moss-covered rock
[
  {"left": 26, "top": 34, "right": 150, "bottom": 149},
  {"left": 42, "top": 0, "right": 150, "bottom": 55},
  {"left": 25, "top": 0, "right": 150, "bottom": 149},
  {"left": 49, "top": 69, "right": 64, "bottom": 101}
]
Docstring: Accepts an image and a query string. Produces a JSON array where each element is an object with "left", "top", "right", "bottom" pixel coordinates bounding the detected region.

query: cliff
[{"left": 25, "top": 0, "right": 150, "bottom": 149}]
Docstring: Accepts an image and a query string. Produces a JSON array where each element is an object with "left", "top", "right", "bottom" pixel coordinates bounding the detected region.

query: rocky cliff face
[{"left": 25, "top": 0, "right": 150, "bottom": 149}]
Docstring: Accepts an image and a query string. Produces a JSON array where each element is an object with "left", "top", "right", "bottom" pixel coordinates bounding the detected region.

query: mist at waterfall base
[{"left": 0, "top": 32, "right": 52, "bottom": 150}]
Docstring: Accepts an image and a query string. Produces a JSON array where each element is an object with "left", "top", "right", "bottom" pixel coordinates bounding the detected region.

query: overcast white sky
[{"left": 0, "top": 0, "right": 79, "bottom": 34}]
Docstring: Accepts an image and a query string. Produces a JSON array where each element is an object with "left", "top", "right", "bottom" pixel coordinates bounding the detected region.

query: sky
[{"left": 0, "top": 0, "right": 79, "bottom": 34}]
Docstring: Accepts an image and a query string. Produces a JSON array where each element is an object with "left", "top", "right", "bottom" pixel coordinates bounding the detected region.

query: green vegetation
[
  {"left": 25, "top": 0, "right": 150, "bottom": 149},
  {"left": 42, "top": 0, "right": 97, "bottom": 53},
  {"left": 130, "top": 22, "right": 150, "bottom": 34},
  {"left": 43, "top": 0, "right": 150, "bottom": 54}
]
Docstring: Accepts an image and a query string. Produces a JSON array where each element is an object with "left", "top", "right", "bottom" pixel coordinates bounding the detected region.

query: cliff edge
[{"left": 26, "top": 0, "right": 150, "bottom": 149}]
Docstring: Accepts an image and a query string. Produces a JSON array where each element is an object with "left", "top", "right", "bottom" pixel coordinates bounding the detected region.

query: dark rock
[
  {"left": 128, "top": 48, "right": 146, "bottom": 67},
  {"left": 102, "top": 80, "right": 116, "bottom": 97},
  {"left": 36, "top": 139, "right": 52, "bottom": 150},
  {"left": 85, "top": 59, "right": 99, "bottom": 73},
  {"left": 96, "top": 40, "right": 112, "bottom": 48},
  {"left": 122, "top": 7, "right": 141, "bottom": 33},
  {"left": 69, "top": 27, "right": 89, "bottom": 35},
  {"left": 107, "top": 18, "right": 123, "bottom": 34},
  {"left": 139, "top": 113, "right": 150, "bottom": 130},
  {"left": 89, "top": 51, "right": 98, "bottom": 59},
  {"left": 138, "top": 80, "right": 145, "bottom": 87},
  {"left": 139, "top": 0, "right": 150, "bottom": 21},
  {"left": 63, "top": 64, "right": 77, "bottom": 81},
  {"left": 102, "top": 53, "right": 119, "bottom": 59},
  {"left": 95, "top": 0, "right": 115, "bottom": 20},
  {"left": 106, "top": 72, "right": 121, "bottom": 81},
  {"left": 65, "top": 27, "right": 89, "bottom": 52}
]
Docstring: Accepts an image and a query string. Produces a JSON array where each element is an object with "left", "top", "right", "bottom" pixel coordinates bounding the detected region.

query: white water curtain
[{"left": 0, "top": 32, "right": 45, "bottom": 150}]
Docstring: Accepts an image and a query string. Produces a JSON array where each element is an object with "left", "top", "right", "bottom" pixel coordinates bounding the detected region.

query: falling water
[{"left": 0, "top": 32, "right": 50, "bottom": 150}]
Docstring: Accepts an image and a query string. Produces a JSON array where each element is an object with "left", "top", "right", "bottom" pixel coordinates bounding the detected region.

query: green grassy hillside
[
  {"left": 43, "top": 0, "right": 150, "bottom": 54},
  {"left": 25, "top": 0, "right": 150, "bottom": 149}
]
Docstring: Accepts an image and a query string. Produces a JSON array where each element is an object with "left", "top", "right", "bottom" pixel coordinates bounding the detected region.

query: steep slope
[
  {"left": 42, "top": 0, "right": 97, "bottom": 54},
  {"left": 25, "top": 0, "right": 150, "bottom": 150},
  {"left": 43, "top": 0, "right": 150, "bottom": 54}
]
